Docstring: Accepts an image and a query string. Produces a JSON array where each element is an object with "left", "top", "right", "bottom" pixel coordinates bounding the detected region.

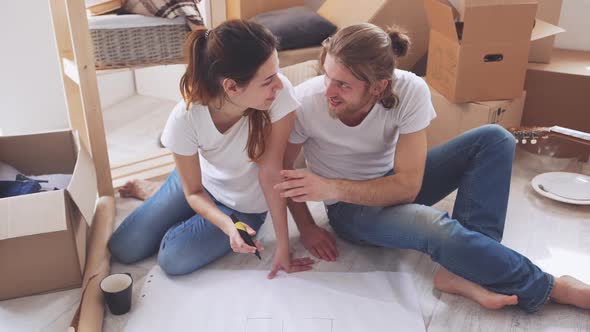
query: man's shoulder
[{"left": 393, "top": 69, "right": 426, "bottom": 90}]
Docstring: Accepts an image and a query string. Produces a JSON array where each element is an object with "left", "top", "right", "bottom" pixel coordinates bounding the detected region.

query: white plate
[{"left": 531, "top": 172, "right": 590, "bottom": 205}]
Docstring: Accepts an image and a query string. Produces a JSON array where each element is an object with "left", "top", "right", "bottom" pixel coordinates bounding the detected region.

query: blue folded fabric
[{"left": 0, "top": 178, "right": 43, "bottom": 198}]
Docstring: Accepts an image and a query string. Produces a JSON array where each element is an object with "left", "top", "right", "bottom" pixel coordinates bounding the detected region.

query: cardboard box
[
  {"left": 457, "top": 0, "right": 565, "bottom": 63},
  {"left": 427, "top": 85, "right": 525, "bottom": 148},
  {"left": 227, "top": 0, "right": 434, "bottom": 70},
  {"left": 0, "top": 129, "right": 97, "bottom": 300},
  {"left": 424, "top": 0, "right": 562, "bottom": 103},
  {"left": 521, "top": 49, "right": 590, "bottom": 158}
]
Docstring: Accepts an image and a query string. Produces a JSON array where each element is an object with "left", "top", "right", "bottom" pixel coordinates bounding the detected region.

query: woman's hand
[
  {"left": 267, "top": 246, "right": 315, "bottom": 279},
  {"left": 228, "top": 223, "right": 263, "bottom": 254}
]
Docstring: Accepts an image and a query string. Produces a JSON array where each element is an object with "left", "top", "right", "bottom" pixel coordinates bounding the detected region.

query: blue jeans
[
  {"left": 108, "top": 170, "right": 267, "bottom": 275},
  {"left": 326, "top": 125, "right": 554, "bottom": 313}
]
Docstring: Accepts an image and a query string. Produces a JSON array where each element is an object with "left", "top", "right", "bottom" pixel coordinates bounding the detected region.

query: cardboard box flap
[
  {"left": 317, "top": 0, "right": 387, "bottom": 28},
  {"left": 424, "top": 0, "right": 459, "bottom": 42},
  {"left": 0, "top": 191, "right": 68, "bottom": 240},
  {"left": 531, "top": 18, "right": 565, "bottom": 41},
  {"left": 66, "top": 132, "right": 98, "bottom": 226},
  {"left": 0, "top": 129, "right": 76, "bottom": 175},
  {"left": 462, "top": 3, "right": 537, "bottom": 43}
]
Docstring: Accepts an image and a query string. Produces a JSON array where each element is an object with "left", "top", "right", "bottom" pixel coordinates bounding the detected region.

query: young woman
[{"left": 108, "top": 20, "right": 314, "bottom": 279}]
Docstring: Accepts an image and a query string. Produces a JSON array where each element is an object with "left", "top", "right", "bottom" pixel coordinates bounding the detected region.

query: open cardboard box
[
  {"left": 427, "top": 84, "right": 525, "bottom": 148},
  {"left": 0, "top": 129, "right": 97, "bottom": 300},
  {"left": 226, "top": 0, "right": 434, "bottom": 70},
  {"left": 457, "top": 0, "right": 565, "bottom": 63},
  {"left": 424, "top": 0, "right": 564, "bottom": 103}
]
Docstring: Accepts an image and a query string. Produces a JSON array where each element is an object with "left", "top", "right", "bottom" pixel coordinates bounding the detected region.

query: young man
[{"left": 274, "top": 23, "right": 590, "bottom": 313}]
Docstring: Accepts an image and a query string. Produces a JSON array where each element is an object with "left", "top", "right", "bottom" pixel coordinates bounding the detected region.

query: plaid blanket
[{"left": 123, "top": 0, "right": 205, "bottom": 29}]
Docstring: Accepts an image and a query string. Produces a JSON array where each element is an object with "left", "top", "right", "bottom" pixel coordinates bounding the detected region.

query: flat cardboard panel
[
  {"left": 317, "top": 0, "right": 387, "bottom": 29},
  {"left": 522, "top": 50, "right": 590, "bottom": 158},
  {"left": 0, "top": 191, "right": 68, "bottom": 240},
  {"left": 424, "top": 0, "right": 458, "bottom": 42},
  {"left": 462, "top": 3, "right": 537, "bottom": 43},
  {"left": 373, "top": 0, "right": 450, "bottom": 70},
  {"left": 67, "top": 136, "right": 98, "bottom": 225},
  {"left": 425, "top": 30, "right": 461, "bottom": 100},
  {"left": 226, "top": 0, "right": 304, "bottom": 20}
]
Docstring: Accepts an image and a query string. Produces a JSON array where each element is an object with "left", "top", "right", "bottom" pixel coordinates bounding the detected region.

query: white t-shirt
[
  {"left": 161, "top": 73, "right": 300, "bottom": 213},
  {"left": 289, "top": 69, "right": 436, "bottom": 204}
]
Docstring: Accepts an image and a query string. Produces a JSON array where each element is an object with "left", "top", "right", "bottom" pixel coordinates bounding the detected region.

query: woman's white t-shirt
[{"left": 161, "top": 73, "right": 300, "bottom": 213}]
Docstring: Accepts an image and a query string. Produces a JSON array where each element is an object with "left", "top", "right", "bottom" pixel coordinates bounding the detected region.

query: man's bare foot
[
  {"left": 434, "top": 267, "right": 519, "bottom": 310},
  {"left": 118, "top": 179, "right": 162, "bottom": 201},
  {"left": 551, "top": 275, "right": 590, "bottom": 309}
]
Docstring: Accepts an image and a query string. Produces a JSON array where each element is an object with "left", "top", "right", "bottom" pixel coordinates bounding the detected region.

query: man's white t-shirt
[
  {"left": 289, "top": 69, "right": 437, "bottom": 204},
  {"left": 161, "top": 73, "right": 300, "bottom": 213}
]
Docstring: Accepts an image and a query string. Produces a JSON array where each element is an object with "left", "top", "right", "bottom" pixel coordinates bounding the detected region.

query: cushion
[{"left": 251, "top": 6, "right": 337, "bottom": 51}]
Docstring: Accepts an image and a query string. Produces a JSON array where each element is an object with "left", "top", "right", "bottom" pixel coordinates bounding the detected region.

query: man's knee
[{"left": 478, "top": 124, "right": 516, "bottom": 152}]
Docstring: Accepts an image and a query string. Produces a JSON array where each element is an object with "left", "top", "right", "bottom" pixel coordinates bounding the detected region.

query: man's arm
[
  {"left": 277, "top": 129, "right": 428, "bottom": 207},
  {"left": 332, "top": 129, "right": 427, "bottom": 206}
]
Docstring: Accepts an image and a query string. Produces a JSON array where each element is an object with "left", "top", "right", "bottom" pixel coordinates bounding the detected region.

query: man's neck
[{"left": 339, "top": 101, "right": 377, "bottom": 127}]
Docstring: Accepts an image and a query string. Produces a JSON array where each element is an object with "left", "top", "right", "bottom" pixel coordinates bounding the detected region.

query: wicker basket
[{"left": 88, "top": 15, "right": 189, "bottom": 70}]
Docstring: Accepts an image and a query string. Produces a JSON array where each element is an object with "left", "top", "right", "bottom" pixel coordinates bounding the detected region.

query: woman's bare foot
[
  {"left": 118, "top": 179, "right": 162, "bottom": 201},
  {"left": 434, "top": 267, "right": 519, "bottom": 310},
  {"left": 551, "top": 275, "right": 590, "bottom": 309}
]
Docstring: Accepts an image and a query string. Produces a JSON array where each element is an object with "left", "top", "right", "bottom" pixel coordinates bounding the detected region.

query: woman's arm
[
  {"left": 173, "top": 152, "right": 259, "bottom": 254},
  {"left": 257, "top": 112, "right": 314, "bottom": 278}
]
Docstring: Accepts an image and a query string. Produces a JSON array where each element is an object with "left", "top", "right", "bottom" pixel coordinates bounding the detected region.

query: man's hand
[
  {"left": 274, "top": 169, "right": 337, "bottom": 202},
  {"left": 268, "top": 246, "right": 316, "bottom": 279},
  {"left": 299, "top": 224, "right": 339, "bottom": 261}
]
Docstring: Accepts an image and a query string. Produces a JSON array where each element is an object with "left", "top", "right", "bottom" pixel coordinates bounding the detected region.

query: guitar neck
[{"left": 549, "top": 126, "right": 590, "bottom": 146}]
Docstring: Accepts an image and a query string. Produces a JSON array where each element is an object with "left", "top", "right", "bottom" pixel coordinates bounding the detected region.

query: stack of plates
[{"left": 531, "top": 172, "right": 590, "bottom": 205}]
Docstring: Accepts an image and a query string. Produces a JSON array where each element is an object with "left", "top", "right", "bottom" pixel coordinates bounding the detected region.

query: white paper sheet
[{"left": 125, "top": 267, "right": 425, "bottom": 332}]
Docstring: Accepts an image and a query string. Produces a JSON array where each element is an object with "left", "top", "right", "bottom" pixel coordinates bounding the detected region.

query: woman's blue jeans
[{"left": 108, "top": 171, "right": 267, "bottom": 275}]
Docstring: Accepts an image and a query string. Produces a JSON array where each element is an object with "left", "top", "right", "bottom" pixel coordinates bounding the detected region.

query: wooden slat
[
  {"left": 65, "top": 0, "right": 114, "bottom": 197},
  {"left": 111, "top": 152, "right": 174, "bottom": 180},
  {"left": 48, "top": 1, "right": 91, "bottom": 162},
  {"left": 112, "top": 164, "right": 175, "bottom": 190}
]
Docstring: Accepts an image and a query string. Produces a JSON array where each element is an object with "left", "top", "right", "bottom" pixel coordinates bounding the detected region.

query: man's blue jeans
[
  {"left": 108, "top": 171, "right": 267, "bottom": 275},
  {"left": 326, "top": 125, "right": 554, "bottom": 313}
]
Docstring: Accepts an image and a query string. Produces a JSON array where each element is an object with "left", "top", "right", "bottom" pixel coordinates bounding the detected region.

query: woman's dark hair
[{"left": 180, "top": 20, "right": 278, "bottom": 161}]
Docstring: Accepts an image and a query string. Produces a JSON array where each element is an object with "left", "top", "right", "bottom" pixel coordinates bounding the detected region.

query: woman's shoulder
[{"left": 170, "top": 99, "right": 207, "bottom": 120}]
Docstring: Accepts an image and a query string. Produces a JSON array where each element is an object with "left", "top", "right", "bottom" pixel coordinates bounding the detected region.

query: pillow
[
  {"left": 280, "top": 60, "right": 320, "bottom": 86},
  {"left": 251, "top": 7, "right": 337, "bottom": 51}
]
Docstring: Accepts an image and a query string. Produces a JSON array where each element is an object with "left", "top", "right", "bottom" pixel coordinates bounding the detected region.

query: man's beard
[{"left": 327, "top": 94, "right": 375, "bottom": 120}]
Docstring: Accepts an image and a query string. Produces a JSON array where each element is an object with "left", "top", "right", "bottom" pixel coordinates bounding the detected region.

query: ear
[
  {"left": 222, "top": 78, "right": 241, "bottom": 97},
  {"left": 370, "top": 79, "right": 389, "bottom": 96}
]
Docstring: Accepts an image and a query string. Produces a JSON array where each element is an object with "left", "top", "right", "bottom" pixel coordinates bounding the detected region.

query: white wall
[
  {"left": 554, "top": 0, "right": 590, "bottom": 51},
  {"left": 0, "top": 2, "right": 69, "bottom": 136}
]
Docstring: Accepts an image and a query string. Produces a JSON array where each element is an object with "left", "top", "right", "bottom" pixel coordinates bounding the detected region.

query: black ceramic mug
[{"left": 100, "top": 272, "right": 133, "bottom": 315}]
